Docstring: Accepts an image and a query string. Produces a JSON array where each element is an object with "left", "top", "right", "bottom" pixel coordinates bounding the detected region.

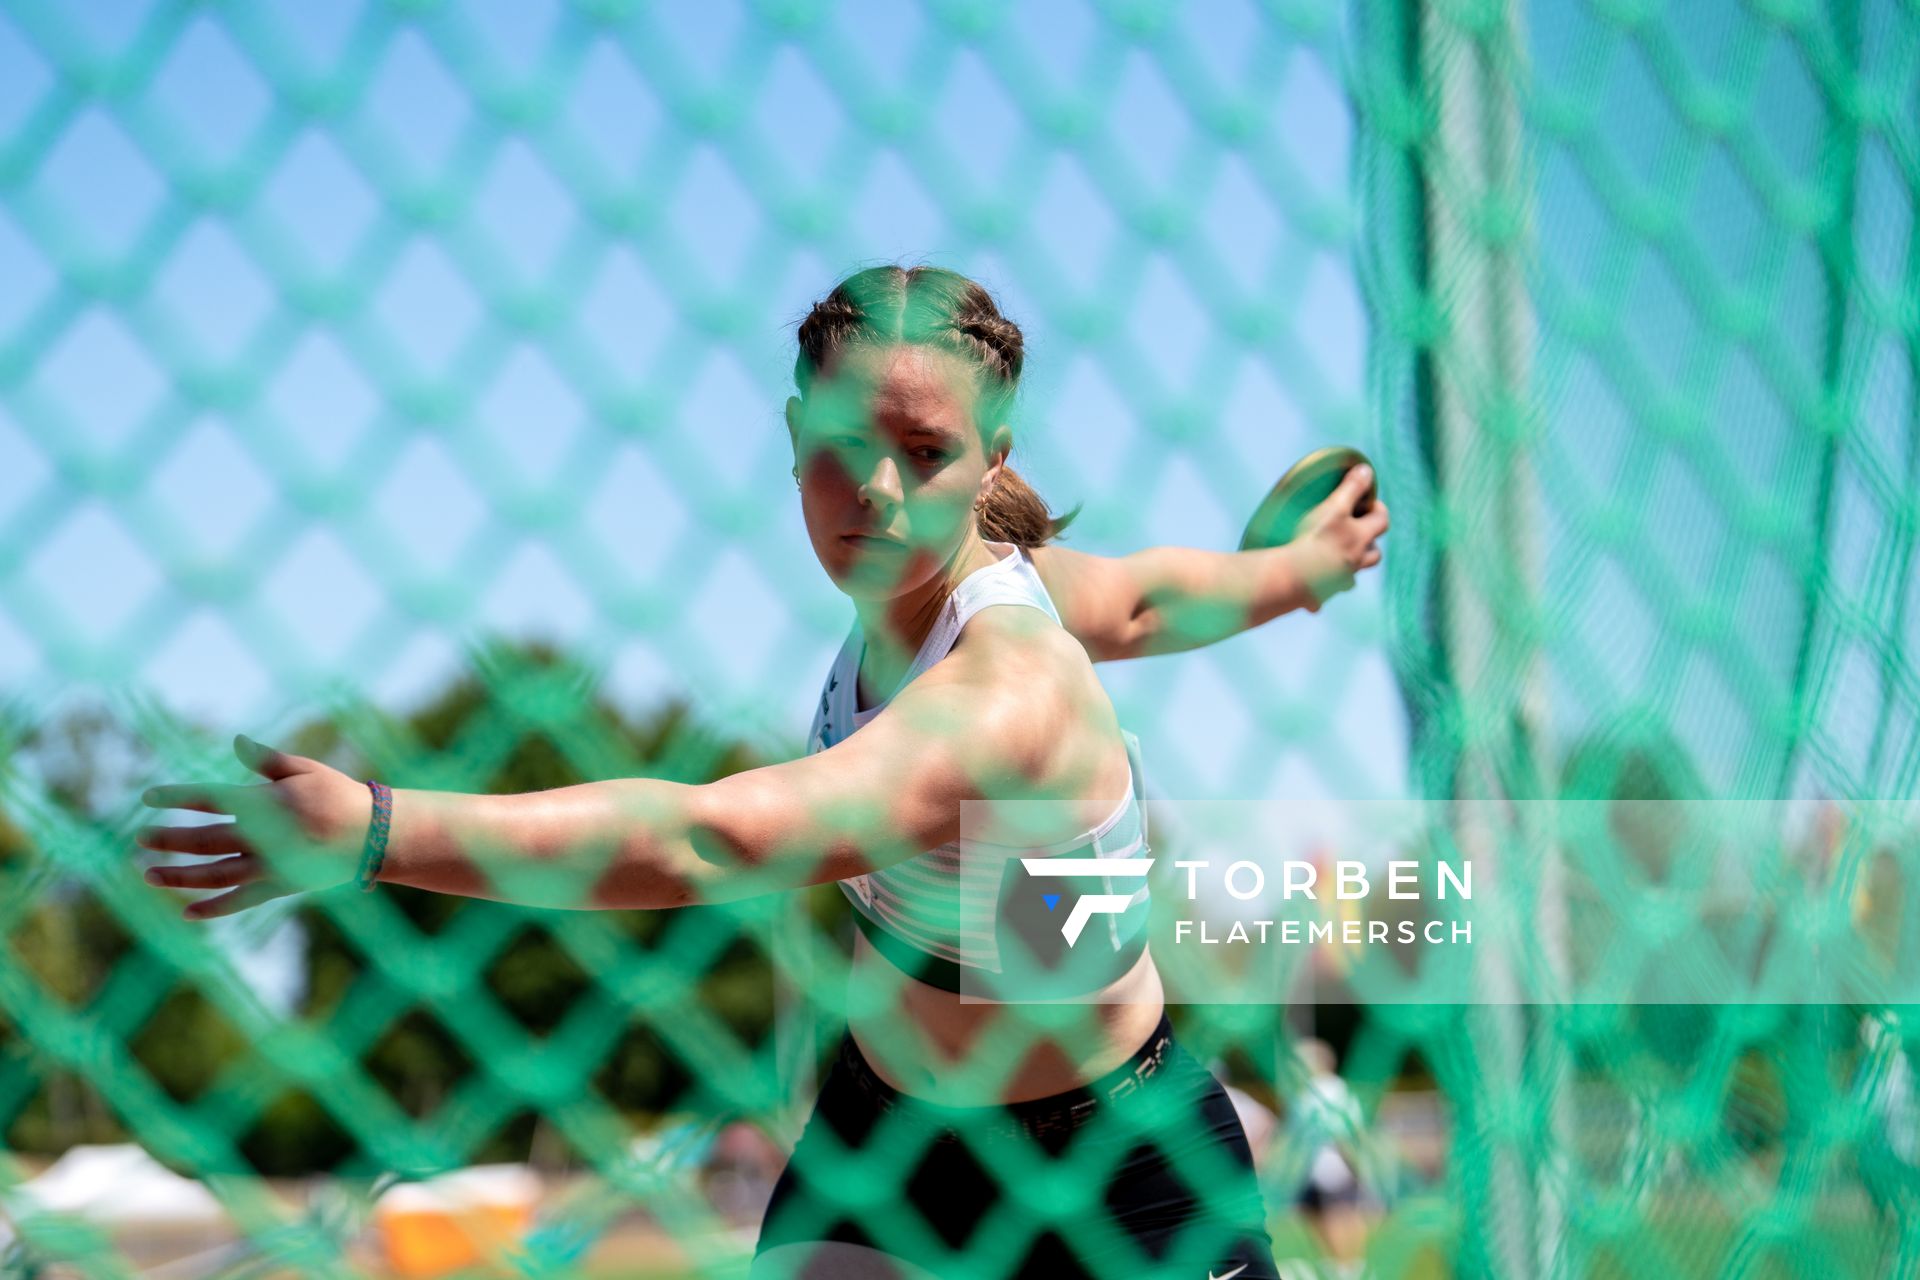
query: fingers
[
  {"left": 141, "top": 783, "right": 245, "bottom": 815},
  {"left": 1336, "top": 463, "right": 1374, "bottom": 505},
  {"left": 142, "top": 850, "right": 279, "bottom": 922},
  {"left": 137, "top": 749, "right": 318, "bottom": 923},
  {"left": 1313, "top": 469, "right": 1366, "bottom": 521},
  {"left": 145, "top": 854, "right": 258, "bottom": 890},
  {"left": 141, "top": 780, "right": 307, "bottom": 847},
  {"left": 1362, "top": 499, "right": 1390, "bottom": 536},
  {"left": 1316, "top": 468, "right": 1386, "bottom": 535},
  {"left": 137, "top": 821, "right": 252, "bottom": 857},
  {"left": 147, "top": 732, "right": 311, "bottom": 815},
  {"left": 234, "top": 733, "right": 305, "bottom": 782},
  {"left": 179, "top": 879, "right": 287, "bottom": 921}
]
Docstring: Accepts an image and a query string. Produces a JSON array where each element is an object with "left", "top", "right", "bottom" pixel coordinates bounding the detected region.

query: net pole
[
  {"left": 1771, "top": 0, "right": 1864, "bottom": 807},
  {"left": 1864, "top": 6, "right": 1920, "bottom": 800},
  {"left": 1416, "top": 0, "right": 1560, "bottom": 1274}
]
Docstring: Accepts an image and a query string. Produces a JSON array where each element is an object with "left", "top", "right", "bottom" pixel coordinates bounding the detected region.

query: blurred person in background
[{"left": 1278, "top": 1038, "right": 1370, "bottom": 1266}]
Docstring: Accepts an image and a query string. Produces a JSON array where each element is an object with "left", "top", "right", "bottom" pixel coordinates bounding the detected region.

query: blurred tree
[
  {"left": 0, "top": 636, "right": 849, "bottom": 1178},
  {"left": 287, "top": 634, "right": 828, "bottom": 1175}
]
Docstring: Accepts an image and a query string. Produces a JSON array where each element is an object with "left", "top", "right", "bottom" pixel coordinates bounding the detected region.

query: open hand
[
  {"left": 137, "top": 735, "right": 372, "bottom": 920},
  {"left": 1292, "top": 464, "right": 1390, "bottom": 612}
]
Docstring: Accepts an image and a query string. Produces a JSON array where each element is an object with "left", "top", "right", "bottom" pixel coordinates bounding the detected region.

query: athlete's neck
[{"left": 852, "top": 535, "right": 1004, "bottom": 705}]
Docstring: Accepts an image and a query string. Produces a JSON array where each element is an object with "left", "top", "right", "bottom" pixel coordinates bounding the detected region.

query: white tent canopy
[{"left": 4, "top": 1143, "right": 230, "bottom": 1224}]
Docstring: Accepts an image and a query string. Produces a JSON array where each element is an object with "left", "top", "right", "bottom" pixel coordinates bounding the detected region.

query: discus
[{"left": 1238, "top": 445, "right": 1378, "bottom": 550}]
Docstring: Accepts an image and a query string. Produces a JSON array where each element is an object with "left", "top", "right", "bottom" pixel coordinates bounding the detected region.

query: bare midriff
[{"left": 846, "top": 940, "right": 1166, "bottom": 1107}]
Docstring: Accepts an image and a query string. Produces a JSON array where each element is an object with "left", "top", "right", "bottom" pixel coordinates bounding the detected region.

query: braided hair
[{"left": 795, "top": 265, "right": 1079, "bottom": 547}]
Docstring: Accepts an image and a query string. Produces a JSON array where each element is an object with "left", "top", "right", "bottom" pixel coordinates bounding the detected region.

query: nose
[{"left": 857, "top": 454, "right": 903, "bottom": 512}]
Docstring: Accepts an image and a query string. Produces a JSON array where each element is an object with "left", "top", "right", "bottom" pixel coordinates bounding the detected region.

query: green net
[{"left": 2, "top": 1, "right": 1918, "bottom": 1276}]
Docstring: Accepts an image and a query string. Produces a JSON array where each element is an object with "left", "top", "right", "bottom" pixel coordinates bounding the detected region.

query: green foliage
[{"left": 1, "top": 636, "right": 809, "bottom": 1180}]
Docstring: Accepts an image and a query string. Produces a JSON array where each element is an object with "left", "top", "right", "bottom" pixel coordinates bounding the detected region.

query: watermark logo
[
  {"left": 959, "top": 798, "right": 1913, "bottom": 1006},
  {"left": 1019, "top": 856, "right": 1153, "bottom": 945}
]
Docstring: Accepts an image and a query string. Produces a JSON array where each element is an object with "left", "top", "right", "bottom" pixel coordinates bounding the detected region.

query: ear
[
  {"left": 785, "top": 396, "right": 802, "bottom": 453},
  {"left": 983, "top": 424, "right": 1013, "bottom": 486}
]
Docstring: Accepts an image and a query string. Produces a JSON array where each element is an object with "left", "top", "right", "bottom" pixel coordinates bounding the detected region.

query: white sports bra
[{"left": 806, "top": 541, "right": 1152, "bottom": 991}]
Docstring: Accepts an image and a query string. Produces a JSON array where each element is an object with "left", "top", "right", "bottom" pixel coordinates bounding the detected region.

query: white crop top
[{"left": 805, "top": 540, "right": 1152, "bottom": 980}]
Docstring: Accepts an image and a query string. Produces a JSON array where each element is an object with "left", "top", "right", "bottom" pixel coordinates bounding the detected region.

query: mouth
[{"left": 842, "top": 533, "right": 906, "bottom": 548}]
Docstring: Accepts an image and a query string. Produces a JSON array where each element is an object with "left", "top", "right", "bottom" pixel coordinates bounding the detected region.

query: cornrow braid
[{"left": 793, "top": 265, "right": 1078, "bottom": 547}]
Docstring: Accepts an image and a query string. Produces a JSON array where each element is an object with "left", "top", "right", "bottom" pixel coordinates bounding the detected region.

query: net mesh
[{"left": 1, "top": 1, "right": 1917, "bottom": 1276}]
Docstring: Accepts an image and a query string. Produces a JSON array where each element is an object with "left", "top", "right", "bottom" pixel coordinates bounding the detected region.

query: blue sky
[
  {"left": 4, "top": 0, "right": 1908, "bottom": 828},
  {"left": 0, "top": 0, "right": 1410, "bottom": 810}
]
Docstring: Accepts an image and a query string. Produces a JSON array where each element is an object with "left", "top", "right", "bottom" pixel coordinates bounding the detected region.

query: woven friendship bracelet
[{"left": 356, "top": 779, "right": 392, "bottom": 892}]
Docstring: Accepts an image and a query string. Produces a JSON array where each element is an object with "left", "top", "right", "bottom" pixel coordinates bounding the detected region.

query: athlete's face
[{"left": 787, "top": 343, "right": 1010, "bottom": 600}]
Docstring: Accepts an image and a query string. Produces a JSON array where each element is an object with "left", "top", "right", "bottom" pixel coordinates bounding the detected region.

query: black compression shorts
[{"left": 752, "top": 1013, "right": 1281, "bottom": 1279}]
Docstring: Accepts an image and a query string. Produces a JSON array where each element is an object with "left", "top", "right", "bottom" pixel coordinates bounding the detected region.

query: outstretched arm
[
  {"left": 383, "top": 635, "right": 1086, "bottom": 909},
  {"left": 1030, "top": 542, "right": 1316, "bottom": 662},
  {"left": 1030, "top": 464, "right": 1389, "bottom": 662},
  {"left": 140, "top": 626, "right": 1089, "bottom": 916}
]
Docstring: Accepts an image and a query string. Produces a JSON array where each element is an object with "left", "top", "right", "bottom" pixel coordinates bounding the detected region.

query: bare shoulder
[
  {"left": 936, "top": 604, "right": 1126, "bottom": 806},
  {"left": 1022, "top": 543, "right": 1145, "bottom": 663},
  {"left": 947, "top": 602, "right": 1112, "bottom": 710}
]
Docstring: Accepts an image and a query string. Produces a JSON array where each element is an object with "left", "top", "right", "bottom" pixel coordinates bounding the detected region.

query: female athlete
[{"left": 137, "top": 265, "right": 1389, "bottom": 1278}]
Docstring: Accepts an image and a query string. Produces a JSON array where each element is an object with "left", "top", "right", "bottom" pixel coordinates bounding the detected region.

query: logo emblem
[
  {"left": 816, "top": 673, "right": 838, "bottom": 736},
  {"left": 1208, "top": 1266, "right": 1249, "bottom": 1280},
  {"left": 1019, "top": 857, "right": 1153, "bottom": 945}
]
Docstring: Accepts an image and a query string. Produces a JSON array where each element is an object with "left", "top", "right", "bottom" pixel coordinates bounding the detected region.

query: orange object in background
[{"left": 372, "top": 1165, "right": 543, "bottom": 1278}]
